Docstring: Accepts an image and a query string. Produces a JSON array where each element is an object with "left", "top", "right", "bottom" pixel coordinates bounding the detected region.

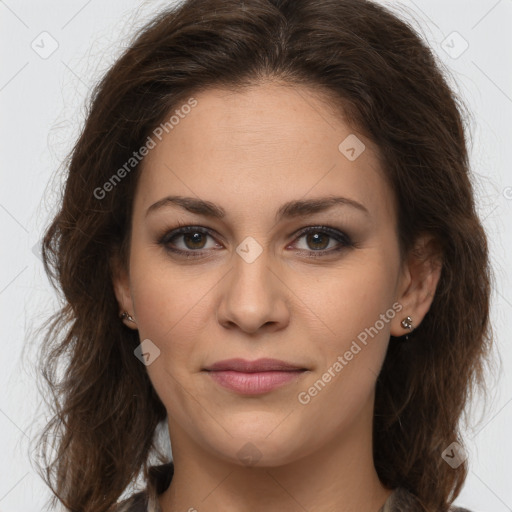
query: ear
[
  {"left": 390, "top": 234, "right": 442, "bottom": 336},
  {"left": 110, "top": 249, "right": 138, "bottom": 330}
]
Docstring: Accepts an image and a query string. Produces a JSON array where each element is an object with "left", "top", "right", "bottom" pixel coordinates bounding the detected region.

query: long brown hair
[{"left": 36, "top": 0, "right": 493, "bottom": 511}]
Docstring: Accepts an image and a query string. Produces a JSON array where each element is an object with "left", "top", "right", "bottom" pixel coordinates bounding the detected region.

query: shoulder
[{"left": 387, "top": 487, "right": 476, "bottom": 512}]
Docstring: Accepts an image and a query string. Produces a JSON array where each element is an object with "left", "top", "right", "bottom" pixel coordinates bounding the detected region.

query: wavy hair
[{"left": 36, "top": 0, "right": 492, "bottom": 511}]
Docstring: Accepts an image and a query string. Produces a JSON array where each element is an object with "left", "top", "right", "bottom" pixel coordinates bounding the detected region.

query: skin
[{"left": 113, "top": 80, "right": 441, "bottom": 512}]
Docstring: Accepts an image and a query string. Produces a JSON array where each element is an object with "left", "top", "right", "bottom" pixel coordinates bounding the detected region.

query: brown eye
[
  {"left": 181, "top": 231, "right": 208, "bottom": 250},
  {"left": 304, "top": 232, "right": 330, "bottom": 251},
  {"left": 292, "top": 226, "right": 354, "bottom": 257},
  {"left": 159, "top": 226, "right": 221, "bottom": 257}
]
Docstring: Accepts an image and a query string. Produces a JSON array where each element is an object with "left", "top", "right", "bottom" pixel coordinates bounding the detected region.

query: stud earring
[
  {"left": 401, "top": 316, "right": 413, "bottom": 330},
  {"left": 400, "top": 316, "right": 413, "bottom": 340},
  {"left": 120, "top": 311, "right": 136, "bottom": 324}
]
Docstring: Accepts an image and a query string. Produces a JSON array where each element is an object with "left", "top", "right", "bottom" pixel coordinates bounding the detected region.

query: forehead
[{"left": 134, "top": 82, "right": 395, "bottom": 224}]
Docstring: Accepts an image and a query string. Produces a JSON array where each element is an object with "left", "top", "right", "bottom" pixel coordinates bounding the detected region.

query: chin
[{"left": 193, "top": 419, "right": 300, "bottom": 467}]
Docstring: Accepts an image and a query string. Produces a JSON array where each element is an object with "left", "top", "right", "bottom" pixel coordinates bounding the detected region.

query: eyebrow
[{"left": 145, "top": 195, "right": 370, "bottom": 220}]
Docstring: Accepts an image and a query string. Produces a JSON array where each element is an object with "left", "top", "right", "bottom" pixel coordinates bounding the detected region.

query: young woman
[{"left": 36, "top": 0, "right": 492, "bottom": 511}]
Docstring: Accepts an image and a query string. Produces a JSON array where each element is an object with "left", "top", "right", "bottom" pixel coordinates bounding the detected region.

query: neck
[{"left": 159, "top": 402, "right": 392, "bottom": 512}]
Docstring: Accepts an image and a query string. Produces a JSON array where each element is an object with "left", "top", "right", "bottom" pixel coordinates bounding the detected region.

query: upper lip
[{"left": 203, "top": 358, "right": 307, "bottom": 373}]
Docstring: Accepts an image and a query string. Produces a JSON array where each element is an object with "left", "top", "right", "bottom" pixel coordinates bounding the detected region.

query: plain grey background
[{"left": 1, "top": 0, "right": 511, "bottom": 510}]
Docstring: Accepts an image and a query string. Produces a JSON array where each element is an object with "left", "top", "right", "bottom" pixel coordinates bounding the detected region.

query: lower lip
[{"left": 205, "top": 370, "right": 306, "bottom": 395}]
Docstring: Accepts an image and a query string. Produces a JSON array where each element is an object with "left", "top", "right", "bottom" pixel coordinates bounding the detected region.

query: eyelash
[{"left": 157, "top": 223, "right": 355, "bottom": 259}]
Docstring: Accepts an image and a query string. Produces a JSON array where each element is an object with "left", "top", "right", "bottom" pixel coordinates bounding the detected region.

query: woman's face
[{"left": 115, "top": 81, "right": 418, "bottom": 467}]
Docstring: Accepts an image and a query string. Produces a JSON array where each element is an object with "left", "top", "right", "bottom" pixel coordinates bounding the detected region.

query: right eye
[{"left": 158, "top": 225, "right": 223, "bottom": 258}]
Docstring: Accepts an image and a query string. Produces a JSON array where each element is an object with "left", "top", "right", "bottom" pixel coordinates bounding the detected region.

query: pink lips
[{"left": 203, "top": 358, "right": 308, "bottom": 395}]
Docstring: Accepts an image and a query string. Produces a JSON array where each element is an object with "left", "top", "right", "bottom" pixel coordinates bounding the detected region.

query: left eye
[
  {"left": 294, "top": 226, "right": 353, "bottom": 253},
  {"left": 297, "top": 231, "right": 336, "bottom": 251}
]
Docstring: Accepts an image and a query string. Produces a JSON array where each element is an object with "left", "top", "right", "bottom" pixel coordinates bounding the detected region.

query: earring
[
  {"left": 120, "top": 311, "right": 136, "bottom": 324},
  {"left": 400, "top": 316, "right": 413, "bottom": 340},
  {"left": 401, "top": 316, "right": 413, "bottom": 330}
]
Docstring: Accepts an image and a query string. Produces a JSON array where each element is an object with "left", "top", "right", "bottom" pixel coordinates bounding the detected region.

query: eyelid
[
  {"left": 158, "top": 225, "right": 221, "bottom": 254},
  {"left": 292, "top": 225, "right": 352, "bottom": 244}
]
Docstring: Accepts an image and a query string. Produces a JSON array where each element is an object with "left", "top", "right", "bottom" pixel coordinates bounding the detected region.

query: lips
[
  {"left": 203, "top": 357, "right": 307, "bottom": 372},
  {"left": 203, "top": 358, "right": 308, "bottom": 395}
]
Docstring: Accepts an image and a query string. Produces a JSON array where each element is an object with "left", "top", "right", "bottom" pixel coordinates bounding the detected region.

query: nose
[{"left": 216, "top": 247, "right": 290, "bottom": 334}]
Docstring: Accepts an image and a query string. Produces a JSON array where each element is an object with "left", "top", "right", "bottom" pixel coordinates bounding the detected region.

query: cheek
[
  {"left": 128, "top": 251, "right": 219, "bottom": 368},
  {"left": 298, "top": 256, "right": 398, "bottom": 347},
  {"left": 128, "top": 259, "right": 213, "bottom": 415},
  {"left": 294, "top": 253, "right": 399, "bottom": 411},
  {"left": 293, "top": 284, "right": 395, "bottom": 438}
]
